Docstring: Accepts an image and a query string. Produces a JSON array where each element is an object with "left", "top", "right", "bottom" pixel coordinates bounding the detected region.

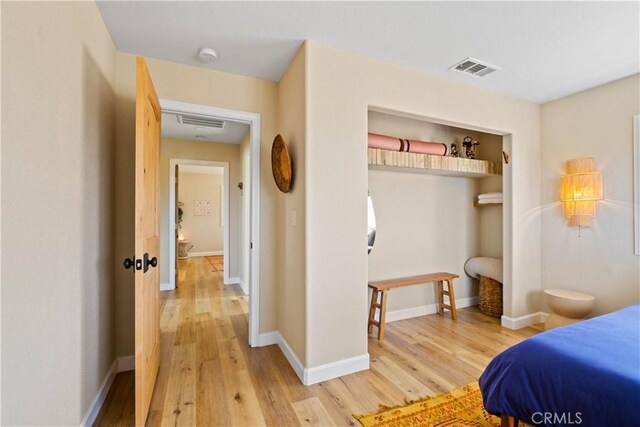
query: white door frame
[
  {"left": 160, "top": 99, "right": 261, "bottom": 347},
  {"left": 169, "top": 159, "right": 230, "bottom": 284}
]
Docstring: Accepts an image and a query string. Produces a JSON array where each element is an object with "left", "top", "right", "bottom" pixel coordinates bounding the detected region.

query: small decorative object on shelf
[
  {"left": 462, "top": 136, "right": 479, "bottom": 159},
  {"left": 450, "top": 143, "right": 460, "bottom": 158}
]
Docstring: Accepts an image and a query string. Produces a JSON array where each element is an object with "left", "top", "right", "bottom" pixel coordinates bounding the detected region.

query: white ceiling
[
  {"left": 97, "top": 1, "right": 639, "bottom": 103},
  {"left": 162, "top": 112, "right": 249, "bottom": 144},
  {"left": 179, "top": 165, "right": 223, "bottom": 175}
]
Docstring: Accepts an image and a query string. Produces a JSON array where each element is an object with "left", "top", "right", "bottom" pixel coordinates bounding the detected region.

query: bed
[{"left": 479, "top": 304, "right": 640, "bottom": 427}]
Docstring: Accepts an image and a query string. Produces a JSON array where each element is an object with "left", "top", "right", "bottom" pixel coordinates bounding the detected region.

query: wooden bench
[{"left": 368, "top": 272, "right": 459, "bottom": 340}]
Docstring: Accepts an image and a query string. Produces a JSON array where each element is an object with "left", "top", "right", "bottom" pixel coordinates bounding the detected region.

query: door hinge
[{"left": 250, "top": 242, "right": 253, "bottom": 249}]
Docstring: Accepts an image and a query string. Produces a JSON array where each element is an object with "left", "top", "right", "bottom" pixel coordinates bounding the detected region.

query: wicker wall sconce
[{"left": 561, "top": 158, "right": 603, "bottom": 228}]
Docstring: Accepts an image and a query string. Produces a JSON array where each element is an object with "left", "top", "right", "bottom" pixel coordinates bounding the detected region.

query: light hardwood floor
[{"left": 94, "top": 257, "right": 541, "bottom": 426}]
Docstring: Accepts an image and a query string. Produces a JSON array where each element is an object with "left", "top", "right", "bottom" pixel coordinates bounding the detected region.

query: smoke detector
[
  {"left": 449, "top": 57, "right": 501, "bottom": 77},
  {"left": 198, "top": 47, "right": 218, "bottom": 63}
]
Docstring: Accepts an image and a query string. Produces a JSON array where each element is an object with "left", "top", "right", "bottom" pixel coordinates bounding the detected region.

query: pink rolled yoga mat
[{"left": 368, "top": 133, "right": 447, "bottom": 156}]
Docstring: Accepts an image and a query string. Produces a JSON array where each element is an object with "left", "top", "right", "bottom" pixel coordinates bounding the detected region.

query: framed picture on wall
[
  {"left": 634, "top": 115, "right": 640, "bottom": 255},
  {"left": 194, "top": 200, "right": 211, "bottom": 216}
]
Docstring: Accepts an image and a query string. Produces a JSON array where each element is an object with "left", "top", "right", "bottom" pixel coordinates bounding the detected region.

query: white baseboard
[
  {"left": 189, "top": 251, "right": 222, "bottom": 257},
  {"left": 224, "top": 276, "right": 248, "bottom": 294},
  {"left": 501, "top": 311, "right": 549, "bottom": 329},
  {"left": 116, "top": 355, "right": 135, "bottom": 372},
  {"left": 305, "top": 353, "right": 370, "bottom": 385},
  {"left": 237, "top": 278, "right": 248, "bottom": 295},
  {"left": 225, "top": 276, "right": 246, "bottom": 292},
  {"left": 160, "top": 282, "right": 174, "bottom": 291},
  {"left": 80, "top": 360, "right": 117, "bottom": 426},
  {"left": 385, "top": 297, "right": 479, "bottom": 323},
  {"left": 258, "top": 331, "right": 370, "bottom": 385},
  {"left": 80, "top": 355, "right": 134, "bottom": 426},
  {"left": 275, "top": 333, "right": 306, "bottom": 383},
  {"left": 257, "top": 331, "right": 280, "bottom": 346}
]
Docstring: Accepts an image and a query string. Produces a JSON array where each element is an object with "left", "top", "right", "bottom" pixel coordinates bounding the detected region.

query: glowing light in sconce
[{"left": 560, "top": 158, "right": 603, "bottom": 228}]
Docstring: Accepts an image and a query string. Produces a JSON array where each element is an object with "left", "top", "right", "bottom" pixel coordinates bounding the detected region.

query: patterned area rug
[
  {"left": 205, "top": 255, "right": 224, "bottom": 271},
  {"left": 354, "top": 382, "right": 502, "bottom": 427}
]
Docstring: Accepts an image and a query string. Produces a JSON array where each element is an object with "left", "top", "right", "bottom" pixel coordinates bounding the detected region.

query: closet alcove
[{"left": 366, "top": 110, "right": 504, "bottom": 325}]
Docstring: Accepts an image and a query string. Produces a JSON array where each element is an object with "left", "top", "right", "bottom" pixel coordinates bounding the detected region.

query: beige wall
[
  {"left": 367, "top": 111, "right": 504, "bottom": 313},
  {"left": 305, "top": 41, "right": 540, "bottom": 368},
  {"left": 1, "top": 2, "right": 116, "bottom": 424},
  {"left": 159, "top": 138, "right": 240, "bottom": 284},
  {"left": 277, "top": 45, "right": 307, "bottom": 363},
  {"left": 541, "top": 74, "right": 640, "bottom": 316},
  {"left": 179, "top": 172, "right": 224, "bottom": 253},
  {"left": 115, "top": 53, "right": 279, "bottom": 357},
  {"left": 368, "top": 171, "right": 478, "bottom": 309}
]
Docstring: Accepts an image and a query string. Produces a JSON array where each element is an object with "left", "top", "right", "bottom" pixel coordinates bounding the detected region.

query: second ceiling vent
[
  {"left": 178, "top": 114, "right": 226, "bottom": 130},
  {"left": 449, "top": 57, "right": 502, "bottom": 77}
]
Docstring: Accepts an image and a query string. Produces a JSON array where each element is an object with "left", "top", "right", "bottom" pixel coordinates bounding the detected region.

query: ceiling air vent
[
  {"left": 178, "top": 114, "right": 226, "bottom": 129},
  {"left": 449, "top": 57, "right": 502, "bottom": 77}
]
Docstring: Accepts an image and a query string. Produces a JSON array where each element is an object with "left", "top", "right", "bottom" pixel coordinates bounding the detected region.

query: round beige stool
[{"left": 544, "top": 288, "right": 595, "bottom": 330}]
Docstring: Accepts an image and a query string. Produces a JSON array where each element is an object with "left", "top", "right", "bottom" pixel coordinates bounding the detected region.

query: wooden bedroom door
[{"left": 134, "top": 56, "right": 161, "bottom": 426}]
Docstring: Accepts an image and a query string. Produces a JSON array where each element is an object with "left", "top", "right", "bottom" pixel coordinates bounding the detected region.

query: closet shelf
[
  {"left": 474, "top": 201, "right": 503, "bottom": 207},
  {"left": 367, "top": 148, "right": 502, "bottom": 178}
]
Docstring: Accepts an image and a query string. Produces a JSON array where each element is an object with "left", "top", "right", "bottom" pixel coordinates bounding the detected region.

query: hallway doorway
[
  {"left": 160, "top": 99, "right": 262, "bottom": 346},
  {"left": 171, "top": 160, "right": 230, "bottom": 286}
]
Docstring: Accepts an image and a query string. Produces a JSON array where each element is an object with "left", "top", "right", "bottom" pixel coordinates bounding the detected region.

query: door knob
[
  {"left": 143, "top": 253, "right": 158, "bottom": 273},
  {"left": 123, "top": 257, "right": 143, "bottom": 271}
]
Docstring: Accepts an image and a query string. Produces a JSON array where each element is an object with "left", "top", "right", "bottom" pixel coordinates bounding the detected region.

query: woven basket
[{"left": 478, "top": 275, "right": 503, "bottom": 318}]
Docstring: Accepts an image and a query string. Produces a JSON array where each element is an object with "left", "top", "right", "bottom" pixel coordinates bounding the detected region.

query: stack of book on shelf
[{"left": 477, "top": 192, "right": 503, "bottom": 205}]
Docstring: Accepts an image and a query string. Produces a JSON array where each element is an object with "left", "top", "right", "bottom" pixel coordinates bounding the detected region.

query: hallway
[{"left": 94, "top": 257, "right": 540, "bottom": 426}]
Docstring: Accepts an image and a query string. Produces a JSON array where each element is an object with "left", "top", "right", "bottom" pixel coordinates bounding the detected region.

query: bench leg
[
  {"left": 436, "top": 280, "right": 444, "bottom": 316},
  {"left": 378, "top": 290, "right": 388, "bottom": 340},
  {"left": 447, "top": 279, "right": 457, "bottom": 320},
  {"left": 368, "top": 289, "right": 378, "bottom": 334}
]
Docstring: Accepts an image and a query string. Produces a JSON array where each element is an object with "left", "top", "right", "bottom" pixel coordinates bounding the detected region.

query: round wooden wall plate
[{"left": 271, "top": 134, "right": 292, "bottom": 193}]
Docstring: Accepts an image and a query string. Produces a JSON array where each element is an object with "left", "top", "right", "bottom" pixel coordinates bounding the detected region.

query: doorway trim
[
  {"left": 169, "top": 159, "right": 230, "bottom": 284},
  {"left": 160, "top": 99, "right": 261, "bottom": 347}
]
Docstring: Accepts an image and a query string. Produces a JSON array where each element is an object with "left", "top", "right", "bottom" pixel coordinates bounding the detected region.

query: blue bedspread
[{"left": 479, "top": 304, "right": 640, "bottom": 427}]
